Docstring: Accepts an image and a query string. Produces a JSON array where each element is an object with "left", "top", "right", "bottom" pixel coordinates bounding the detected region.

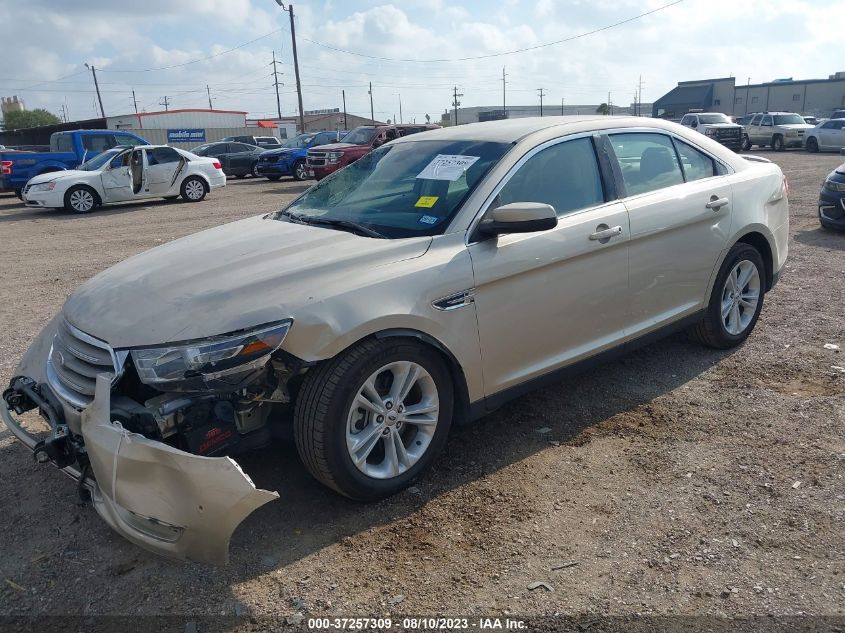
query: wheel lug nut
[
  {"left": 376, "top": 415, "right": 384, "bottom": 423},
  {"left": 385, "top": 401, "right": 393, "bottom": 410}
]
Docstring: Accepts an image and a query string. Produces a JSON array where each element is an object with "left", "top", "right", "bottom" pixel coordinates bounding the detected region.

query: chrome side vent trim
[{"left": 432, "top": 289, "right": 476, "bottom": 311}]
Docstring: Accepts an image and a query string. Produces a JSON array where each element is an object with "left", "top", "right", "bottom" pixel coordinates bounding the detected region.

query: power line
[
  {"left": 98, "top": 28, "right": 285, "bottom": 73},
  {"left": 296, "top": 0, "right": 684, "bottom": 63}
]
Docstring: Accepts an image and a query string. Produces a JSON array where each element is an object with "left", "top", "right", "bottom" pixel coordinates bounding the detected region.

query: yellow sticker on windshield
[{"left": 415, "top": 196, "right": 439, "bottom": 208}]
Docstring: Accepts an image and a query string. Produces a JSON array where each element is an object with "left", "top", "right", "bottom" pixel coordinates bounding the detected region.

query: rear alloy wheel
[
  {"left": 292, "top": 160, "right": 308, "bottom": 181},
  {"left": 806, "top": 137, "right": 819, "bottom": 153},
  {"left": 251, "top": 162, "right": 261, "bottom": 178},
  {"left": 689, "top": 243, "right": 765, "bottom": 349},
  {"left": 772, "top": 135, "right": 785, "bottom": 151},
  {"left": 64, "top": 185, "right": 98, "bottom": 213},
  {"left": 181, "top": 176, "right": 207, "bottom": 202},
  {"left": 294, "top": 339, "right": 453, "bottom": 500}
]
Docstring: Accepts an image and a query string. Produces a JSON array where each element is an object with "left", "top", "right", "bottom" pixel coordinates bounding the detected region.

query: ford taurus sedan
[{"left": 2, "top": 117, "right": 789, "bottom": 564}]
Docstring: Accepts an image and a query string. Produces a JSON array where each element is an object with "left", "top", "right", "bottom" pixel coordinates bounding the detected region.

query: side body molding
[{"left": 82, "top": 375, "right": 278, "bottom": 565}]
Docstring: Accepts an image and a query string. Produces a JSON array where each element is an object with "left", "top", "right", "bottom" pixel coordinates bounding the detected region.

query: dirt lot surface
[{"left": 0, "top": 152, "right": 843, "bottom": 629}]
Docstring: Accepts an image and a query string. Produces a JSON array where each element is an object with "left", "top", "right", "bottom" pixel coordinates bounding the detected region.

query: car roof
[{"left": 392, "top": 116, "right": 695, "bottom": 144}]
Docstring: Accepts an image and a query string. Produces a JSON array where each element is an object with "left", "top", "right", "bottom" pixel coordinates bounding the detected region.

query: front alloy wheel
[
  {"left": 293, "top": 160, "right": 308, "bottom": 181},
  {"left": 64, "top": 185, "right": 97, "bottom": 213},
  {"left": 294, "top": 338, "right": 453, "bottom": 500},
  {"left": 346, "top": 360, "right": 439, "bottom": 479}
]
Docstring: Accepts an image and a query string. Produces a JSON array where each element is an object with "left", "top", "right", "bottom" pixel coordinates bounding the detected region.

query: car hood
[
  {"left": 27, "top": 170, "right": 89, "bottom": 185},
  {"left": 701, "top": 123, "right": 740, "bottom": 128},
  {"left": 260, "top": 148, "right": 296, "bottom": 157},
  {"left": 779, "top": 124, "right": 814, "bottom": 130},
  {"left": 62, "top": 215, "right": 432, "bottom": 348},
  {"left": 310, "top": 142, "right": 362, "bottom": 152}
]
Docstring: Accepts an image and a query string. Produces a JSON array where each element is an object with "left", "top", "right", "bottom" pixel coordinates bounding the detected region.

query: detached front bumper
[{"left": 2, "top": 373, "right": 278, "bottom": 566}]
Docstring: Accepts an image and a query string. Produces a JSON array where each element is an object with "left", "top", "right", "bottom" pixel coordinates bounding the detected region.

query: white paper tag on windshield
[{"left": 416, "top": 154, "right": 480, "bottom": 181}]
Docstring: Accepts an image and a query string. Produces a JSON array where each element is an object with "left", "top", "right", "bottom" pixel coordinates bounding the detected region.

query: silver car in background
[{"left": 2, "top": 117, "right": 789, "bottom": 564}]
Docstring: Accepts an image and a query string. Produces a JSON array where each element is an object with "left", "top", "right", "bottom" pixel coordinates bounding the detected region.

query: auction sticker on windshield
[
  {"left": 414, "top": 196, "right": 439, "bottom": 208},
  {"left": 416, "top": 154, "right": 480, "bottom": 181}
]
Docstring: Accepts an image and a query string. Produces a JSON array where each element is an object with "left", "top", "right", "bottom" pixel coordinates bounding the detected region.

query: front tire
[
  {"left": 180, "top": 176, "right": 207, "bottom": 202},
  {"left": 64, "top": 185, "right": 98, "bottom": 214},
  {"left": 772, "top": 135, "right": 784, "bottom": 151},
  {"left": 742, "top": 135, "right": 751, "bottom": 151},
  {"left": 806, "top": 137, "right": 819, "bottom": 153},
  {"left": 294, "top": 338, "right": 454, "bottom": 500},
  {"left": 689, "top": 243, "right": 765, "bottom": 349}
]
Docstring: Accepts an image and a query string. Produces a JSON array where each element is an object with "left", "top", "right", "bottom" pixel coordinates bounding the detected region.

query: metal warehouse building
[{"left": 654, "top": 71, "right": 845, "bottom": 119}]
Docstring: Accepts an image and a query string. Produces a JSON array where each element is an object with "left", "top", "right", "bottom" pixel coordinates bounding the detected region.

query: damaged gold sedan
[{"left": 2, "top": 117, "right": 788, "bottom": 563}]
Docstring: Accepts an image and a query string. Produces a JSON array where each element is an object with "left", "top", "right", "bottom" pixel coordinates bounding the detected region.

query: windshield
[
  {"left": 275, "top": 139, "right": 511, "bottom": 239},
  {"left": 342, "top": 126, "right": 378, "bottom": 145},
  {"left": 79, "top": 149, "right": 123, "bottom": 171},
  {"left": 283, "top": 134, "right": 315, "bottom": 149},
  {"left": 774, "top": 114, "right": 805, "bottom": 125},
  {"left": 699, "top": 113, "right": 731, "bottom": 124}
]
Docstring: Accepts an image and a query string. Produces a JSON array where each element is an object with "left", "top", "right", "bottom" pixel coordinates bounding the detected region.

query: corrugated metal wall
[{"left": 125, "top": 127, "right": 280, "bottom": 150}]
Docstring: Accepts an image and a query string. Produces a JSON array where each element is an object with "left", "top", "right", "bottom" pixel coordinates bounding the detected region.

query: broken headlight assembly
[{"left": 130, "top": 320, "right": 292, "bottom": 387}]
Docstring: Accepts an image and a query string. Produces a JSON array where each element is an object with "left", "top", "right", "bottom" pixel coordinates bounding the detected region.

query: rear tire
[
  {"left": 772, "top": 135, "right": 784, "bottom": 151},
  {"left": 180, "top": 176, "right": 207, "bottom": 202},
  {"left": 806, "top": 137, "right": 819, "bottom": 153},
  {"left": 689, "top": 243, "right": 765, "bottom": 349},
  {"left": 251, "top": 162, "right": 260, "bottom": 178},
  {"left": 294, "top": 338, "right": 454, "bottom": 500},
  {"left": 64, "top": 185, "right": 99, "bottom": 214},
  {"left": 292, "top": 159, "right": 308, "bottom": 181}
]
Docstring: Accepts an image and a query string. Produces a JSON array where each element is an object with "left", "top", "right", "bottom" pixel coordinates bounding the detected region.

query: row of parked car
[
  {"left": 190, "top": 124, "right": 440, "bottom": 183},
  {"left": 680, "top": 109, "right": 845, "bottom": 154}
]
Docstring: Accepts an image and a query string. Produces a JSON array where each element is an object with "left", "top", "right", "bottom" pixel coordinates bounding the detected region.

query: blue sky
[{"left": 0, "top": 0, "right": 839, "bottom": 123}]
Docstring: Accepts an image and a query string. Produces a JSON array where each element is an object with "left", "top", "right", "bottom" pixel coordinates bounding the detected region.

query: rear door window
[
  {"left": 147, "top": 147, "right": 182, "bottom": 165},
  {"left": 608, "top": 133, "right": 684, "bottom": 196},
  {"left": 672, "top": 138, "right": 717, "bottom": 182}
]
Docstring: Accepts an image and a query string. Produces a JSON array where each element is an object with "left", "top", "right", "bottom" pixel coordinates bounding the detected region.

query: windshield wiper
[{"left": 281, "top": 211, "right": 386, "bottom": 239}]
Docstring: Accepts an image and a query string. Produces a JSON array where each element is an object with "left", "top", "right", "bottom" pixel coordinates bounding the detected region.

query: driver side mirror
[{"left": 476, "top": 202, "right": 558, "bottom": 239}]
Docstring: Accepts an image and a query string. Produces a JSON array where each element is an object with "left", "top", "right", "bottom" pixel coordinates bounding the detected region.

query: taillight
[
  {"left": 0, "top": 161, "right": 12, "bottom": 175},
  {"left": 212, "top": 161, "right": 222, "bottom": 170}
]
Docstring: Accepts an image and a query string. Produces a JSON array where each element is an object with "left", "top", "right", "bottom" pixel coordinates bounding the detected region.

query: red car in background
[{"left": 306, "top": 123, "right": 439, "bottom": 179}]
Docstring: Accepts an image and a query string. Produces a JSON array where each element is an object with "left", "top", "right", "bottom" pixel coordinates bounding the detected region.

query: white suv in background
[{"left": 680, "top": 112, "right": 743, "bottom": 151}]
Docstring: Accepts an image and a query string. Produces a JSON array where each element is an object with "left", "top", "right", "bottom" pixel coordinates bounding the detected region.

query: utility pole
[
  {"left": 85, "top": 63, "right": 105, "bottom": 118},
  {"left": 271, "top": 50, "right": 283, "bottom": 119},
  {"left": 607, "top": 91, "right": 612, "bottom": 115},
  {"left": 398, "top": 93, "right": 403, "bottom": 124},
  {"left": 206, "top": 85, "right": 213, "bottom": 110},
  {"left": 452, "top": 85, "right": 464, "bottom": 126},
  {"left": 744, "top": 77, "right": 750, "bottom": 116},
  {"left": 561, "top": 97, "right": 564, "bottom": 116},
  {"left": 637, "top": 75, "right": 643, "bottom": 116},
  {"left": 59, "top": 103, "right": 67, "bottom": 123},
  {"left": 276, "top": 2, "right": 305, "bottom": 133},
  {"left": 342, "top": 89, "right": 348, "bottom": 129},
  {"left": 132, "top": 90, "right": 138, "bottom": 114},
  {"left": 502, "top": 66, "right": 507, "bottom": 119},
  {"left": 369, "top": 82, "right": 375, "bottom": 124},
  {"left": 160, "top": 96, "right": 170, "bottom": 111},
  {"left": 537, "top": 88, "right": 546, "bottom": 117}
]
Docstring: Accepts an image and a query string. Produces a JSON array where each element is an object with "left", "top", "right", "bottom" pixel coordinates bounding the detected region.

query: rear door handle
[
  {"left": 589, "top": 225, "right": 623, "bottom": 241},
  {"left": 705, "top": 196, "right": 730, "bottom": 210}
]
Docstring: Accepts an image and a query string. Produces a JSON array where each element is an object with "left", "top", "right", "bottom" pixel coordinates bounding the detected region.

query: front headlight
[
  {"left": 29, "top": 181, "right": 57, "bottom": 192},
  {"left": 328, "top": 151, "right": 344, "bottom": 164},
  {"left": 131, "top": 320, "right": 292, "bottom": 386},
  {"left": 824, "top": 178, "right": 845, "bottom": 192}
]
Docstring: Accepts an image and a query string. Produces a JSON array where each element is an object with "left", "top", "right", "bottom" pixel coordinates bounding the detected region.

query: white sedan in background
[{"left": 22, "top": 145, "right": 226, "bottom": 213}]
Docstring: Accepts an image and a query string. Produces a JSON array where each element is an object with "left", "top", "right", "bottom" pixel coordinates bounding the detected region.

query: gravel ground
[{"left": 0, "top": 153, "right": 843, "bottom": 629}]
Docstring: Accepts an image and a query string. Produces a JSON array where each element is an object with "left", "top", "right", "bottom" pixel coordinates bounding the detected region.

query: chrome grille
[
  {"left": 307, "top": 150, "right": 327, "bottom": 167},
  {"left": 47, "top": 319, "right": 124, "bottom": 409}
]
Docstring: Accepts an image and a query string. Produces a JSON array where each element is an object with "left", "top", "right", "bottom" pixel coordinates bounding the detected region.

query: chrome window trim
[{"left": 465, "top": 130, "right": 604, "bottom": 245}]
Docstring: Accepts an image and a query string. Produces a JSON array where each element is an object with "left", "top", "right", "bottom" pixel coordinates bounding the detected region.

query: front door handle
[
  {"left": 705, "top": 196, "right": 730, "bottom": 210},
  {"left": 589, "top": 224, "right": 623, "bottom": 242}
]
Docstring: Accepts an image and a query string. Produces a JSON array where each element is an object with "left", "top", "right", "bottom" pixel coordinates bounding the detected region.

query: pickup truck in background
[
  {"left": 257, "top": 130, "right": 346, "bottom": 181},
  {"left": 0, "top": 129, "right": 149, "bottom": 197},
  {"left": 306, "top": 124, "right": 439, "bottom": 180}
]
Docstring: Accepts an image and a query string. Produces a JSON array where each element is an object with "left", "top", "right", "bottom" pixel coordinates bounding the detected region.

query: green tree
[
  {"left": 2, "top": 108, "right": 62, "bottom": 131},
  {"left": 595, "top": 103, "right": 610, "bottom": 115}
]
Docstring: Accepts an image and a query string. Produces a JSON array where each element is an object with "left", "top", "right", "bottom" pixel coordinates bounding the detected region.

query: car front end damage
[{"left": 1, "top": 314, "right": 295, "bottom": 565}]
